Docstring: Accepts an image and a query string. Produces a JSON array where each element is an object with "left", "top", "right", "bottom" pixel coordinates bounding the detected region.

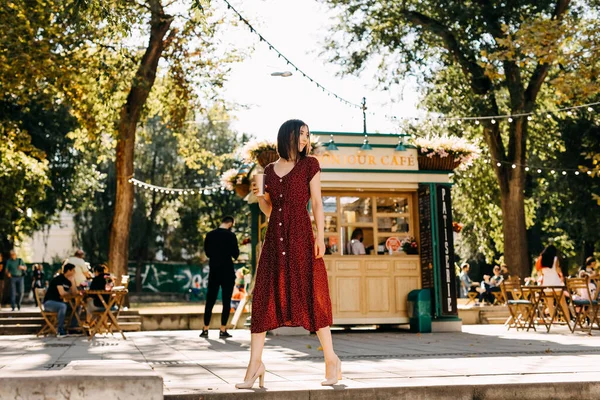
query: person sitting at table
[
  {"left": 86, "top": 265, "right": 113, "bottom": 318},
  {"left": 477, "top": 274, "right": 493, "bottom": 305},
  {"left": 489, "top": 265, "right": 504, "bottom": 302},
  {"left": 459, "top": 263, "right": 479, "bottom": 298},
  {"left": 572, "top": 270, "right": 597, "bottom": 301},
  {"left": 43, "top": 263, "right": 78, "bottom": 337},
  {"left": 536, "top": 245, "right": 571, "bottom": 322}
]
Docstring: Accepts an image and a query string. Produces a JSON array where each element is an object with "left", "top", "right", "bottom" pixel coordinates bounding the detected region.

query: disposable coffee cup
[{"left": 254, "top": 174, "right": 265, "bottom": 197}]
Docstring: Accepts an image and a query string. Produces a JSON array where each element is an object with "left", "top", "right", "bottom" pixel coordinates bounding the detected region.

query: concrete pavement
[{"left": 1, "top": 325, "right": 600, "bottom": 399}]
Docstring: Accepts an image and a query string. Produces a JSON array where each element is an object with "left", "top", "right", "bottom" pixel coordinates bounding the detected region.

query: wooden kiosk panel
[
  {"left": 324, "top": 256, "right": 420, "bottom": 324},
  {"left": 335, "top": 277, "right": 362, "bottom": 313}
]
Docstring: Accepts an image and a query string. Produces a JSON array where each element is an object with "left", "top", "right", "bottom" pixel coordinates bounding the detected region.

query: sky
[{"left": 217, "top": 0, "right": 422, "bottom": 141}]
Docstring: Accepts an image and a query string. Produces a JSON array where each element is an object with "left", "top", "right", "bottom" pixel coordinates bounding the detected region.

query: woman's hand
[{"left": 314, "top": 238, "right": 326, "bottom": 259}]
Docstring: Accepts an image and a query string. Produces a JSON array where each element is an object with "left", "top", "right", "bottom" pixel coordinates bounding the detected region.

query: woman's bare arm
[
  {"left": 309, "top": 172, "right": 325, "bottom": 258},
  {"left": 251, "top": 181, "right": 272, "bottom": 217}
]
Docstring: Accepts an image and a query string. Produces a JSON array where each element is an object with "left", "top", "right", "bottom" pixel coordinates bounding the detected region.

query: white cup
[{"left": 254, "top": 174, "right": 265, "bottom": 196}]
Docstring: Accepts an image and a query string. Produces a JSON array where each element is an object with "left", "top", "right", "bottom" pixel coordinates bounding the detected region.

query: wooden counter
[{"left": 324, "top": 255, "right": 421, "bottom": 325}]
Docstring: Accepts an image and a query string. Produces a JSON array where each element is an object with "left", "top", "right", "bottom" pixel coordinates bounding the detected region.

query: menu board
[
  {"left": 418, "top": 185, "right": 434, "bottom": 289},
  {"left": 436, "top": 184, "right": 458, "bottom": 316}
]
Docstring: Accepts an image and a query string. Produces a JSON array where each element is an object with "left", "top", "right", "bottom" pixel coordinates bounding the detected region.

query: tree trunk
[
  {"left": 108, "top": 1, "right": 174, "bottom": 279},
  {"left": 499, "top": 175, "right": 530, "bottom": 279},
  {"left": 486, "top": 114, "right": 530, "bottom": 279}
]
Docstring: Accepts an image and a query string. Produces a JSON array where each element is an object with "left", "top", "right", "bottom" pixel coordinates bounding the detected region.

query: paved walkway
[{"left": 1, "top": 325, "right": 600, "bottom": 399}]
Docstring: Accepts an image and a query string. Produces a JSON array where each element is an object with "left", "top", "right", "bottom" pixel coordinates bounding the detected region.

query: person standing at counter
[
  {"left": 346, "top": 228, "right": 366, "bottom": 255},
  {"left": 238, "top": 119, "right": 340, "bottom": 389}
]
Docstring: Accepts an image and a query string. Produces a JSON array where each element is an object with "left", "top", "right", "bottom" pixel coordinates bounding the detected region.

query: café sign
[{"left": 315, "top": 147, "right": 419, "bottom": 171}]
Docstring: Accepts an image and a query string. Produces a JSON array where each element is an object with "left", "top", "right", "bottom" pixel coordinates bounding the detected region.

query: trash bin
[{"left": 407, "top": 289, "right": 432, "bottom": 333}]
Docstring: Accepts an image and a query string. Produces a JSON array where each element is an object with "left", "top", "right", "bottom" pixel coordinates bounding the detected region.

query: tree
[
  {"left": 106, "top": 0, "right": 241, "bottom": 278},
  {"left": 323, "top": 0, "right": 600, "bottom": 278}
]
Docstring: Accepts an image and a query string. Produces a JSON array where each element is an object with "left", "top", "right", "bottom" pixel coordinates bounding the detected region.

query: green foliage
[
  {"left": 0, "top": 125, "right": 50, "bottom": 246},
  {"left": 74, "top": 104, "right": 251, "bottom": 264}
]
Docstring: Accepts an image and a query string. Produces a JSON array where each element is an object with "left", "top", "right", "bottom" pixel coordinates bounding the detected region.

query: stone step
[
  {"left": 0, "top": 324, "right": 42, "bottom": 335},
  {"left": 0, "top": 317, "right": 44, "bottom": 325},
  {"left": 119, "top": 322, "right": 142, "bottom": 332},
  {"left": 482, "top": 316, "right": 509, "bottom": 324}
]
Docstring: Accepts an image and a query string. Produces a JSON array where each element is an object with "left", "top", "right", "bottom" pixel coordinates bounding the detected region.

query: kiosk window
[
  {"left": 309, "top": 192, "right": 416, "bottom": 257},
  {"left": 376, "top": 197, "right": 410, "bottom": 214},
  {"left": 342, "top": 227, "right": 374, "bottom": 255},
  {"left": 377, "top": 217, "right": 410, "bottom": 233},
  {"left": 341, "top": 196, "right": 373, "bottom": 223}
]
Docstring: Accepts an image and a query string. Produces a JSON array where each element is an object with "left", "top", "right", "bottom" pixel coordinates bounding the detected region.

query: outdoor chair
[
  {"left": 566, "top": 277, "right": 599, "bottom": 334},
  {"left": 466, "top": 291, "right": 479, "bottom": 305},
  {"left": 500, "top": 279, "right": 533, "bottom": 331},
  {"left": 35, "top": 288, "right": 59, "bottom": 336}
]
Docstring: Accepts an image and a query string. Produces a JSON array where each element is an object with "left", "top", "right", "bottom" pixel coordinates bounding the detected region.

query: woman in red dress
[{"left": 235, "top": 119, "right": 341, "bottom": 389}]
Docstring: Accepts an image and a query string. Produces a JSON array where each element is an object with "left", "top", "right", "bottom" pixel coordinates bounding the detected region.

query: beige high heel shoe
[
  {"left": 235, "top": 362, "right": 266, "bottom": 389},
  {"left": 321, "top": 356, "right": 342, "bottom": 386}
]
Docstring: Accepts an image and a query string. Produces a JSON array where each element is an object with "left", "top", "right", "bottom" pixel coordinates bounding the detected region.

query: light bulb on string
[
  {"left": 567, "top": 111, "right": 573, "bottom": 116},
  {"left": 588, "top": 171, "right": 592, "bottom": 175},
  {"left": 527, "top": 116, "right": 533, "bottom": 121},
  {"left": 496, "top": 162, "right": 502, "bottom": 167},
  {"left": 551, "top": 170, "right": 556, "bottom": 174},
  {"left": 475, "top": 120, "right": 480, "bottom": 125},
  {"left": 588, "top": 107, "right": 594, "bottom": 112},
  {"left": 547, "top": 114, "right": 552, "bottom": 119},
  {"left": 525, "top": 167, "right": 530, "bottom": 172},
  {"left": 537, "top": 169, "right": 542, "bottom": 173},
  {"left": 575, "top": 172, "right": 580, "bottom": 176},
  {"left": 511, "top": 164, "right": 516, "bottom": 169},
  {"left": 491, "top": 119, "right": 496, "bottom": 124},
  {"left": 508, "top": 117, "right": 513, "bottom": 122}
]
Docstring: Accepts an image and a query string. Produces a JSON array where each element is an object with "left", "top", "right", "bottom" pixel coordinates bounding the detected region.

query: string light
[
  {"left": 480, "top": 158, "right": 595, "bottom": 176},
  {"left": 127, "top": 178, "right": 224, "bottom": 196},
  {"left": 220, "top": 0, "right": 361, "bottom": 109},
  {"left": 218, "top": 1, "right": 600, "bottom": 124}
]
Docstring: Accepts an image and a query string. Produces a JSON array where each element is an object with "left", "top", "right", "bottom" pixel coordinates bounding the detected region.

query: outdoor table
[
  {"left": 63, "top": 292, "right": 86, "bottom": 333},
  {"left": 85, "top": 289, "right": 128, "bottom": 340},
  {"left": 522, "top": 285, "right": 570, "bottom": 333}
]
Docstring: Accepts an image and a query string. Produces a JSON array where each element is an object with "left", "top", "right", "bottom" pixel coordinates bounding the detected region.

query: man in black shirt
[
  {"left": 43, "top": 263, "right": 77, "bottom": 336},
  {"left": 200, "top": 215, "right": 240, "bottom": 339}
]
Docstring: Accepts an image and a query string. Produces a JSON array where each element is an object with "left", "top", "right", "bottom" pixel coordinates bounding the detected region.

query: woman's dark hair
[
  {"left": 94, "top": 265, "right": 107, "bottom": 274},
  {"left": 586, "top": 256, "right": 597, "bottom": 266},
  {"left": 351, "top": 228, "right": 363, "bottom": 240},
  {"left": 277, "top": 119, "right": 310, "bottom": 161},
  {"left": 540, "top": 245, "right": 558, "bottom": 268}
]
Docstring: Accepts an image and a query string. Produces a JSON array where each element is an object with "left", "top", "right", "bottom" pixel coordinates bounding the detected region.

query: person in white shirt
[
  {"left": 346, "top": 228, "right": 366, "bottom": 255},
  {"left": 66, "top": 250, "right": 92, "bottom": 287}
]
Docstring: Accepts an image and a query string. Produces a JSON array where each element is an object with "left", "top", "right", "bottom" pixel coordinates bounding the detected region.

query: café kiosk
[{"left": 249, "top": 131, "right": 461, "bottom": 332}]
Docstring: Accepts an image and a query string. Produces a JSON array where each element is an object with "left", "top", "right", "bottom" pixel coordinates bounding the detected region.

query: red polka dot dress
[{"left": 250, "top": 156, "right": 333, "bottom": 333}]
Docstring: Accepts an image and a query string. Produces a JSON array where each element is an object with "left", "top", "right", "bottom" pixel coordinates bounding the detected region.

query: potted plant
[
  {"left": 242, "top": 139, "right": 278, "bottom": 168},
  {"left": 401, "top": 236, "right": 419, "bottom": 255},
  {"left": 220, "top": 168, "right": 250, "bottom": 198},
  {"left": 412, "top": 135, "right": 479, "bottom": 171},
  {"left": 220, "top": 168, "right": 238, "bottom": 191},
  {"left": 242, "top": 138, "right": 322, "bottom": 168}
]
